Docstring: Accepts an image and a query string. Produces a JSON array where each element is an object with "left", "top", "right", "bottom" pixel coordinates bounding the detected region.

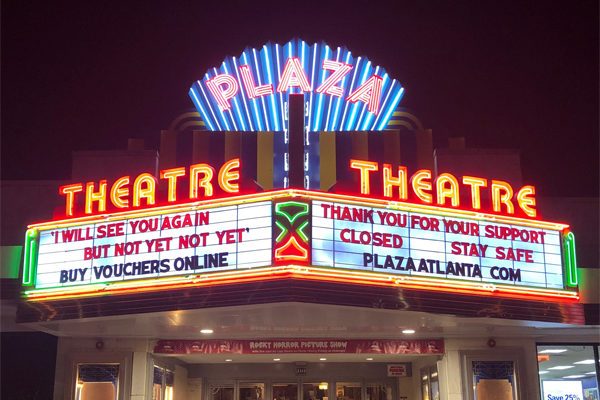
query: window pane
[
  {"left": 153, "top": 366, "right": 164, "bottom": 400},
  {"left": 537, "top": 345, "right": 599, "bottom": 400},
  {"left": 75, "top": 364, "right": 119, "bottom": 400},
  {"left": 421, "top": 382, "right": 429, "bottom": 400},
  {"left": 165, "top": 370, "right": 174, "bottom": 400},
  {"left": 336, "top": 383, "right": 361, "bottom": 400},
  {"left": 430, "top": 381, "right": 439, "bottom": 400},
  {"left": 303, "top": 383, "right": 329, "bottom": 400},
  {"left": 273, "top": 384, "right": 298, "bottom": 400}
]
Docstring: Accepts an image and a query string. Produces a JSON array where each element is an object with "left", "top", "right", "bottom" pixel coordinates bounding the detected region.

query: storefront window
[
  {"left": 273, "top": 383, "right": 298, "bottom": 400},
  {"left": 240, "top": 383, "right": 265, "bottom": 400},
  {"left": 336, "top": 382, "right": 361, "bottom": 400},
  {"left": 472, "top": 361, "right": 516, "bottom": 400},
  {"left": 75, "top": 363, "right": 119, "bottom": 400},
  {"left": 303, "top": 383, "right": 328, "bottom": 400},
  {"left": 537, "top": 345, "right": 599, "bottom": 400}
]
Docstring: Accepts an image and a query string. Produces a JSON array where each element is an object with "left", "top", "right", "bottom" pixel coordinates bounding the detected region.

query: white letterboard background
[
  {"left": 35, "top": 201, "right": 272, "bottom": 288},
  {"left": 311, "top": 200, "right": 564, "bottom": 289}
]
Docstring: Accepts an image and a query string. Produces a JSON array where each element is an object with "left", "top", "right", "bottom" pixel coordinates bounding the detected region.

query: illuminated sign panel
[
  {"left": 312, "top": 200, "right": 563, "bottom": 289},
  {"left": 32, "top": 201, "right": 272, "bottom": 288},
  {"left": 189, "top": 39, "right": 404, "bottom": 133},
  {"left": 23, "top": 190, "right": 578, "bottom": 303}
]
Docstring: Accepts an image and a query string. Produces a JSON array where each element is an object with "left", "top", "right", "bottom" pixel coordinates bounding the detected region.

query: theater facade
[{"left": 15, "top": 40, "right": 598, "bottom": 400}]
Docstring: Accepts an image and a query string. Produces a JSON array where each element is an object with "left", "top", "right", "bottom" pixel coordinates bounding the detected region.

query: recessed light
[
  {"left": 538, "top": 371, "right": 549, "bottom": 374},
  {"left": 538, "top": 349, "right": 567, "bottom": 354},
  {"left": 548, "top": 366, "right": 574, "bottom": 370},
  {"left": 225, "top": 359, "right": 232, "bottom": 362},
  {"left": 585, "top": 371, "right": 597, "bottom": 375},
  {"left": 402, "top": 329, "right": 415, "bottom": 334},
  {"left": 200, "top": 329, "right": 214, "bottom": 334},
  {"left": 319, "top": 358, "right": 327, "bottom": 361},
  {"left": 366, "top": 357, "right": 373, "bottom": 361},
  {"left": 574, "top": 359, "right": 595, "bottom": 365},
  {"left": 273, "top": 358, "right": 281, "bottom": 361},
  {"left": 563, "top": 375, "right": 585, "bottom": 379}
]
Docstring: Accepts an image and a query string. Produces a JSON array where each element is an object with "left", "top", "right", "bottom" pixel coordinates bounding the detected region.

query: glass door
[
  {"left": 239, "top": 383, "right": 265, "bottom": 400},
  {"left": 209, "top": 384, "right": 235, "bottom": 400},
  {"left": 273, "top": 383, "right": 299, "bottom": 400},
  {"left": 336, "top": 382, "right": 361, "bottom": 400},
  {"left": 303, "top": 382, "right": 329, "bottom": 400},
  {"left": 366, "top": 384, "right": 391, "bottom": 400}
]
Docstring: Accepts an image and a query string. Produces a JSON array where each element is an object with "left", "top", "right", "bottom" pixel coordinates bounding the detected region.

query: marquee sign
[
  {"left": 23, "top": 182, "right": 578, "bottom": 302},
  {"left": 189, "top": 39, "right": 404, "bottom": 133},
  {"left": 21, "top": 41, "right": 579, "bottom": 301}
]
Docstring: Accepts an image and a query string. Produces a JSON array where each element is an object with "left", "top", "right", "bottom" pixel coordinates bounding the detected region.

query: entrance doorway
[{"left": 206, "top": 380, "right": 393, "bottom": 400}]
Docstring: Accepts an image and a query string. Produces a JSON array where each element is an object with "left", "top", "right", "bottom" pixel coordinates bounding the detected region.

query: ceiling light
[
  {"left": 319, "top": 358, "right": 327, "bottom": 361},
  {"left": 574, "top": 359, "right": 595, "bottom": 364},
  {"left": 402, "top": 329, "right": 415, "bottom": 334},
  {"left": 538, "top": 349, "right": 567, "bottom": 354},
  {"left": 538, "top": 371, "right": 549, "bottom": 375},
  {"left": 366, "top": 357, "right": 373, "bottom": 361},
  {"left": 548, "top": 366, "right": 574, "bottom": 370},
  {"left": 200, "top": 329, "right": 214, "bottom": 334},
  {"left": 585, "top": 372, "right": 597, "bottom": 375},
  {"left": 563, "top": 375, "right": 585, "bottom": 379},
  {"left": 225, "top": 359, "right": 232, "bottom": 362},
  {"left": 273, "top": 358, "right": 281, "bottom": 361}
]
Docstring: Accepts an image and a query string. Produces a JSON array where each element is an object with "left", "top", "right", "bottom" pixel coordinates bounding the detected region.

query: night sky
[{"left": 2, "top": 1, "right": 598, "bottom": 197}]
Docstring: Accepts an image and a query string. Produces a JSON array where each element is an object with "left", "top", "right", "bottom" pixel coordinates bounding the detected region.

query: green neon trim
[
  {"left": 297, "top": 220, "right": 309, "bottom": 242},
  {"left": 22, "top": 229, "right": 38, "bottom": 286},
  {"left": 275, "top": 220, "right": 288, "bottom": 243},
  {"left": 564, "top": 231, "right": 578, "bottom": 287},
  {"left": 275, "top": 201, "right": 309, "bottom": 225}
]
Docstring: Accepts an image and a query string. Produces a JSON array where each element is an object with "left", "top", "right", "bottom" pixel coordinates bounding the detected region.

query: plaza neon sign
[{"left": 189, "top": 39, "right": 404, "bottom": 133}]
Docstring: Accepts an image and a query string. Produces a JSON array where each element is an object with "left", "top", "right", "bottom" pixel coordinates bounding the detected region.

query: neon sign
[
  {"left": 59, "top": 157, "right": 538, "bottom": 219},
  {"left": 24, "top": 188, "right": 577, "bottom": 301},
  {"left": 59, "top": 158, "right": 241, "bottom": 217},
  {"left": 189, "top": 39, "right": 404, "bottom": 133},
  {"left": 349, "top": 159, "right": 537, "bottom": 217}
]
